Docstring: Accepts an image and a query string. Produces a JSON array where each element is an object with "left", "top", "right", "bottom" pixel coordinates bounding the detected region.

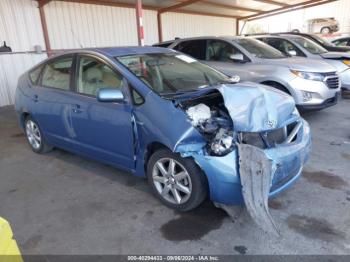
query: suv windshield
[
  {"left": 291, "top": 36, "right": 328, "bottom": 54},
  {"left": 116, "top": 53, "right": 231, "bottom": 96},
  {"left": 234, "top": 38, "right": 286, "bottom": 59}
]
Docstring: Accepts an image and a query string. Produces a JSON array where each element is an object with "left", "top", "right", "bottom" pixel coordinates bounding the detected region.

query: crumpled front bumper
[{"left": 192, "top": 119, "right": 311, "bottom": 205}]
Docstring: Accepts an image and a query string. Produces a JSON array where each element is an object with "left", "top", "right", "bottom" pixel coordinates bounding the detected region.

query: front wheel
[
  {"left": 147, "top": 149, "right": 207, "bottom": 211},
  {"left": 25, "top": 116, "right": 53, "bottom": 154}
]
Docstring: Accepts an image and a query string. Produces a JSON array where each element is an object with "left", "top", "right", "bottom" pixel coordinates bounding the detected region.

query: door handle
[
  {"left": 32, "top": 95, "right": 38, "bottom": 102},
  {"left": 71, "top": 104, "right": 83, "bottom": 114}
]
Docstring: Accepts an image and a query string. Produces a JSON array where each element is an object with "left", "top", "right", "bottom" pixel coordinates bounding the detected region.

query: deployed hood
[
  {"left": 217, "top": 83, "right": 295, "bottom": 132},
  {"left": 175, "top": 82, "right": 296, "bottom": 132},
  {"left": 320, "top": 52, "right": 350, "bottom": 59},
  {"left": 261, "top": 57, "right": 335, "bottom": 72}
]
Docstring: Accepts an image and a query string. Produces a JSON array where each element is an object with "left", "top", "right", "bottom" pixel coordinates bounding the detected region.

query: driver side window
[
  {"left": 77, "top": 56, "right": 123, "bottom": 97},
  {"left": 207, "top": 40, "right": 242, "bottom": 62}
]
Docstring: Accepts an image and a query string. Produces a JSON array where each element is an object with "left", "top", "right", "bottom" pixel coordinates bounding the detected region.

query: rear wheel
[
  {"left": 321, "top": 27, "right": 331, "bottom": 34},
  {"left": 25, "top": 116, "right": 53, "bottom": 154},
  {"left": 147, "top": 149, "right": 207, "bottom": 211}
]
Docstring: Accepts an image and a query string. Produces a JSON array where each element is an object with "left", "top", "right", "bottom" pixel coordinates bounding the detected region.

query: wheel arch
[
  {"left": 260, "top": 80, "right": 292, "bottom": 95},
  {"left": 143, "top": 142, "right": 209, "bottom": 190},
  {"left": 19, "top": 111, "right": 30, "bottom": 130}
]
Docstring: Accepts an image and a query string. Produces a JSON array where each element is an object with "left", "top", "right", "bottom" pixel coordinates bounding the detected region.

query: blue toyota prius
[{"left": 15, "top": 47, "right": 311, "bottom": 218}]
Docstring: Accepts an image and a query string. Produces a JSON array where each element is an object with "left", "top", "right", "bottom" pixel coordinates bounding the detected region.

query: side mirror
[
  {"left": 229, "top": 53, "right": 245, "bottom": 62},
  {"left": 288, "top": 50, "right": 297, "bottom": 56},
  {"left": 229, "top": 75, "right": 240, "bottom": 83},
  {"left": 97, "top": 88, "right": 124, "bottom": 103}
]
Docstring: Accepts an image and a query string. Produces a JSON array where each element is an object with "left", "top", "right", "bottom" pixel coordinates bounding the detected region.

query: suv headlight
[
  {"left": 342, "top": 60, "right": 350, "bottom": 66},
  {"left": 291, "top": 70, "right": 325, "bottom": 82}
]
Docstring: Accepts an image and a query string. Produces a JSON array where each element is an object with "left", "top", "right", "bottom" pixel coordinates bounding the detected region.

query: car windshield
[
  {"left": 311, "top": 34, "right": 334, "bottom": 47},
  {"left": 234, "top": 38, "right": 286, "bottom": 59},
  {"left": 292, "top": 36, "right": 328, "bottom": 54},
  {"left": 116, "top": 53, "right": 231, "bottom": 96}
]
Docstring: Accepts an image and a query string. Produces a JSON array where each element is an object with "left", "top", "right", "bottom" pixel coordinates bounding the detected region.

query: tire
[
  {"left": 321, "top": 27, "right": 331, "bottom": 34},
  {"left": 147, "top": 149, "right": 207, "bottom": 211},
  {"left": 24, "top": 116, "right": 53, "bottom": 154}
]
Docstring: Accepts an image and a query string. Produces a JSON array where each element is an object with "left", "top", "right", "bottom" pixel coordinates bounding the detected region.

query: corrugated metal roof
[{"left": 78, "top": 0, "right": 339, "bottom": 20}]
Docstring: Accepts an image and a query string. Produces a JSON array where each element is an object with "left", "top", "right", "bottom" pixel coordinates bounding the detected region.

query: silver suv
[
  {"left": 305, "top": 18, "right": 339, "bottom": 34},
  {"left": 254, "top": 34, "right": 350, "bottom": 92},
  {"left": 155, "top": 37, "right": 340, "bottom": 110}
]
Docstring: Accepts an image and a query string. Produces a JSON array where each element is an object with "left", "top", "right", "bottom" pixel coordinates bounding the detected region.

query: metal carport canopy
[{"left": 37, "top": 0, "right": 339, "bottom": 46}]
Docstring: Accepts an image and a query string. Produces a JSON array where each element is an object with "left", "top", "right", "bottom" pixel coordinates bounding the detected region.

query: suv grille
[{"left": 323, "top": 72, "right": 339, "bottom": 89}]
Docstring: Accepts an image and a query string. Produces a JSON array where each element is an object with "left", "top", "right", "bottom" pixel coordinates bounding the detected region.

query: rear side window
[
  {"left": 41, "top": 56, "right": 73, "bottom": 90},
  {"left": 175, "top": 40, "right": 206, "bottom": 60},
  {"left": 29, "top": 66, "right": 43, "bottom": 85}
]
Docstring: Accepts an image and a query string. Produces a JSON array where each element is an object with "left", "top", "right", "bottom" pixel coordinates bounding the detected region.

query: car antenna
[{"left": 71, "top": 28, "right": 84, "bottom": 48}]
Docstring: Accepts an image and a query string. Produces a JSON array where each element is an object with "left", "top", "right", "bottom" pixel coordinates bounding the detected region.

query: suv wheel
[
  {"left": 147, "top": 149, "right": 207, "bottom": 211},
  {"left": 25, "top": 116, "right": 53, "bottom": 153},
  {"left": 321, "top": 27, "right": 331, "bottom": 34}
]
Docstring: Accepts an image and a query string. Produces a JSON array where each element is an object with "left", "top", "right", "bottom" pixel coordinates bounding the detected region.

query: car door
[
  {"left": 69, "top": 54, "right": 135, "bottom": 170},
  {"left": 32, "top": 55, "right": 77, "bottom": 151}
]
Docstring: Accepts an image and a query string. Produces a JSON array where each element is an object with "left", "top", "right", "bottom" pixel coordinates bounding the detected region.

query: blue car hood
[{"left": 175, "top": 82, "right": 295, "bottom": 132}]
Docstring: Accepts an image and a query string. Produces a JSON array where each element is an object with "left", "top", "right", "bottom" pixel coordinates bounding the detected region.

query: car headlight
[
  {"left": 291, "top": 70, "right": 325, "bottom": 81},
  {"left": 342, "top": 60, "right": 350, "bottom": 66}
]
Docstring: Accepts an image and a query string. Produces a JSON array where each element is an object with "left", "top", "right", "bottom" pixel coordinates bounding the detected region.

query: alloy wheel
[
  {"left": 152, "top": 158, "right": 192, "bottom": 205},
  {"left": 26, "top": 120, "right": 42, "bottom": 150}
]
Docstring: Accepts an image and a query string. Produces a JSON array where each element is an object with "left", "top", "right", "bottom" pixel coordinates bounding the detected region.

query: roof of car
[
  {"left": 85, "top": 46, "right": 175, "bottom": 57},
  {"left": 254, "top": 34, "right": 304, "bottom": 40},
  {"left": 155, "top": 36, "right": 247, "bottom": 44}
]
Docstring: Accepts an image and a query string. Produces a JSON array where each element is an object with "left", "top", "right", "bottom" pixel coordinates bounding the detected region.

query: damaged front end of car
[{"left": 172, "top": 83, "right": 312, "bottom": 234}]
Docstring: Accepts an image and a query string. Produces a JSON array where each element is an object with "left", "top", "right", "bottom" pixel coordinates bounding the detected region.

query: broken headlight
[
  {"left": 209, "top": 128, "right": 235, "bottom": 156},
  {"left": 186, "top": 103, "right": 235, "bottom": 156}
]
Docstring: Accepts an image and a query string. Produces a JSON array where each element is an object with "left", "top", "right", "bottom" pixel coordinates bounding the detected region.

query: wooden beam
[
  {"left": 135, "top": 0, "right": 144, "bottom": 46},
  {"left": 38, "top": 0, "right": 51, "bottom": 55},
  {"left": 252, "top": 0, "right": 289, "bottom": 7},
  {"left": 159, "top": 0, "right": 202, "bottom": 14},
  {"left": 201, "top": 1, "right": 262, "bottom": 13},
  {"left": 242, "top": 0, "right": 336, "bottom": 21},
  {"left": 57, "top": 0, "right": 159, "bottom": 11},
  {"left": 157, "top": 13, "right": 163, "bottom": 42},
  {"left": 170, "top": 9, "right": 241, "bottom": 19},
  {"left": 38, "top": 0, "right": 51, "bottom": 8}
]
